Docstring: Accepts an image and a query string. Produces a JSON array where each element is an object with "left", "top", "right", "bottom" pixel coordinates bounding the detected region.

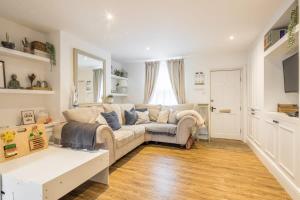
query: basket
[{"left": 31, "top": 41, "right": 47, "bottom": 52}]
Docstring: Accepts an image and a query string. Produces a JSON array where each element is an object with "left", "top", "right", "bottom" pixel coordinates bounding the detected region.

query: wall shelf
[
  {"left": 0, "top": 47, "right": 50, "bottom": 63},
  {"left": 111, "top": 93, "right": 128, "bottom": 97},
  {"left": 264, "top": 25, "right": 299, "bottom": 60},
  {"left": 111, "top": 75, "right": 128, "bottom": 80},
  {"left": 0, "top": 89, "right": 55, "bottom": 95}
]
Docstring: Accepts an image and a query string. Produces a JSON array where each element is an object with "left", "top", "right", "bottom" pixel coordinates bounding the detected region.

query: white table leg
[{"left": 90, "top": 167, "right": 109, "bottom": 185}]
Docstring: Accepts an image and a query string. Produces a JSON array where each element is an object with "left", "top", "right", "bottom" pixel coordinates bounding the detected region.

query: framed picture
[
  {"left": 0, "top": 60, "right": 6, "bottom": 88},
  {"left": 21, "top": 110, "right": 36, "bottom": 125}
]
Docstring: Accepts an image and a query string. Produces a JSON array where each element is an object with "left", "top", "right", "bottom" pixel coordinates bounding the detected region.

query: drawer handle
[{"left": 273, "top": 120, "right": 279, "bottom": 124}]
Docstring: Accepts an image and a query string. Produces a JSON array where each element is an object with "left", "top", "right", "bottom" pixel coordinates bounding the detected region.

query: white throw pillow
[
  {"left": 135, "top": 111, "right": 150, "bottom": 125},
  {"left": 157, "top": 110, "right": 170, "bottom": 124}
]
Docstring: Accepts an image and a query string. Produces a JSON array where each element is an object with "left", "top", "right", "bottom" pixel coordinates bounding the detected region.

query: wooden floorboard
[{"left": 61, "top": 139, "right": 291, "bottom": 200}]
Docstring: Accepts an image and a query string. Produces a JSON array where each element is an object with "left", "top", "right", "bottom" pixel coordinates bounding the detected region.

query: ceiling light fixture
[
  {"left": 106, "top": 13, "right": 113, "bottom": 21},
  {"left": 146, "top": 47, "right": 151, "bottom": 51},
  {"left": 229, "top": 35, "right": 235, "bottom": 40}
]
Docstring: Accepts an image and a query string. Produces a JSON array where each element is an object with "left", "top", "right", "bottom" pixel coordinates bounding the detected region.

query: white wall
[
  {"left": 124, "top": 52, "right": 248, "bottom": 104},
  {"left": 58, "top": 31, "right": 111, "bottom": 114}
]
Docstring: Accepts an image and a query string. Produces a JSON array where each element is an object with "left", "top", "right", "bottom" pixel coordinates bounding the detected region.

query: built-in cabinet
[{"left": 247, "top": 0, "right": 300, "bottom": 198}]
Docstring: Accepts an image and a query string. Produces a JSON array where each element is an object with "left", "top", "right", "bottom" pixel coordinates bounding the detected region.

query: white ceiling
[{"left": 0, "top": 0, "right": 284, "bottom": 62}]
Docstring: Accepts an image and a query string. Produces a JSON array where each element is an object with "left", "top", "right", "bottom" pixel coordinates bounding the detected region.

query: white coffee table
[{"left": 0, "top": 146, "right": 109, "bottom": 200}]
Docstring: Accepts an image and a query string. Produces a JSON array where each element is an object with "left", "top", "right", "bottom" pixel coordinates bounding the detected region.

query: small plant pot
[{"left": 23, "top": 47, "right": 32, "bottom": 53}]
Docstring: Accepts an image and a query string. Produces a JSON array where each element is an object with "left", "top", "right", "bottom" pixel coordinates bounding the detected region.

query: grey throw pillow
[
  {"left": 101, "top": 111, "right": 121, "bottom": 131},
  {"left": 125, "top": 109, "right": 138, "bottom": 125}
]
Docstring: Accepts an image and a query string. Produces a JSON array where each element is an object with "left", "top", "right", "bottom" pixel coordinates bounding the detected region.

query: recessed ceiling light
[
  {"left": 106, "top": 13, "right": 113, "bottom": 21},
  {"left": 229, "top": 35, "right": 235, "bottom": 40},
  {"left": 84, "top": 56, "right": 88, "bottom": 60},
  {"left": 146, "top": 47, "right": 151, "bottom": 51}
]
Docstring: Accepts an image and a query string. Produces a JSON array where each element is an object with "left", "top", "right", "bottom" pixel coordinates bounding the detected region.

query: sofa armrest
[
  {"left": 96, "top": 125, "right": 116, "bottom": 165},
  {"left": 53, "top": 123, "right": 116, "bottom": 165},
  {"left": 176, "top": 116, "right": 197, "bottom": 145}
]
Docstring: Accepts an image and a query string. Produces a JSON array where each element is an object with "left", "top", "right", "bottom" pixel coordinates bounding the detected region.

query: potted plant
[{"left": 22, "top": 37, "right": 31, "bottom": 53}]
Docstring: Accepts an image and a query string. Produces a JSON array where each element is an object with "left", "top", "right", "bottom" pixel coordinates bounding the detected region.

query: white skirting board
[{"left": 247, "top": 138, "right": 300, "bottom": 199}]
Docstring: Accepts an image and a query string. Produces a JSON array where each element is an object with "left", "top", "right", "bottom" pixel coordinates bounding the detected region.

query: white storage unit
[{"left": 0, "top": 146, "right": 109, "bottom": 200}]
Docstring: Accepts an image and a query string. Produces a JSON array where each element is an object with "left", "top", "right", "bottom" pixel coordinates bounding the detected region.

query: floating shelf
[
  {"left": 0, "top": 47, "right": 50, "bottom": 63},
  {"left": 0, "top": 89, "right": 55, "bottom": 95},
  {"left": 264, "top": 25, "right": 299, "bottom": 60},
  {"left": 111, "top": 75, "right": 128, "bottom": 80},
  {"left": 111, "top": 93, "right": 128, "bottom": 97}
]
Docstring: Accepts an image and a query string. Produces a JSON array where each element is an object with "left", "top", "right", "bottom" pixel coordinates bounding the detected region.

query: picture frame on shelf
[
  {"left": 21, "top": 110, "right": 36, "bottom": 125},
  {"left": 0, "top": 60, "right": 6, "bottom": 88}
]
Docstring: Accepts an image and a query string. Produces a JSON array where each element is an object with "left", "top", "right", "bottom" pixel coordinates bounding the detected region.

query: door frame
[{"left": 209, "top": 67, "right": 246, "bottom": 141}]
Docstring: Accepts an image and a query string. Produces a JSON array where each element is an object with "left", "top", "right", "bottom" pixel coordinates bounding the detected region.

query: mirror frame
[{"left": 73, "top": 48, "right": 106, "bottom": 105}]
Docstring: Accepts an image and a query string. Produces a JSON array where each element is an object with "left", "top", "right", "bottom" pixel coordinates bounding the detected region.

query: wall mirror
[{"left": 73, "top": 49, "right": 106, "bottom": 105}]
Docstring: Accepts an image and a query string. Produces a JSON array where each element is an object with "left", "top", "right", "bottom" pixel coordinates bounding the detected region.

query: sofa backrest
[{"left": 63, "top": 106, "right": 104, "bottom": 123}]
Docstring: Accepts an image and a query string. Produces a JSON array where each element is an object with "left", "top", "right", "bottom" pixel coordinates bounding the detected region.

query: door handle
[{"left": 211, "top": 106, "right": 216, "bottom": 112}]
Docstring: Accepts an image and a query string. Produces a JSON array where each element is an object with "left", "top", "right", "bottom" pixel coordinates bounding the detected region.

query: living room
[{"left": 0, "top": 0, "right": 299, "bottom": 199}]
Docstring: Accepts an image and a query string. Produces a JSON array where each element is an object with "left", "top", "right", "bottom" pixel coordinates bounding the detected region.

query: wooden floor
[{"left": 61, "top": 139, "right": 291, "bottom": 200}]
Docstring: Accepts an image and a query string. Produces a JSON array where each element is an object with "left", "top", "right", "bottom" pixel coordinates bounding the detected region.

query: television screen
[{"left": 283, "top": 53, "right": 299, "bottom": 93}]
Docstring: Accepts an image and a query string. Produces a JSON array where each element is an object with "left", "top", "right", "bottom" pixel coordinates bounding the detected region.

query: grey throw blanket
[{"left": 61, "top": 121, "right": 100, "bottom": 151}]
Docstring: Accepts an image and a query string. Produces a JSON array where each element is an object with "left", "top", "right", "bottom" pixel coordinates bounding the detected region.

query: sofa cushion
[
  {"left": 157, "top": 110, "right": 170, "bottom": 124},
  {"left": 168, "top": 109, "right": 178, "bottom": 124},
  {"left": 143, "top": 123, "right": 177, "bottom": 136},
  {"left": 122, "top": 125, "right": 145, "bottom": 138},
  {"left": 113, "top": 129, "right": 135, "bottom": 148},
  {"left": 101, "top": 111, "right": 121, "bottom": 131},
  {"left": 63, "top": 107, "right": 102, "bottom": 123},
  {"left": 136, "top": 111, "right": 150, "bottom": 125},
  {"left": 124, "top": 109, "right": 138, "bottom": 125},
  {"left": 135, "top": 104, "right": 161, "bottom": 121},
  {"left": 103, "top": 104, "right": 122, "bottom": 124},
  {"left": 119, "top": 104, "right": 135, "bottom": 124}
]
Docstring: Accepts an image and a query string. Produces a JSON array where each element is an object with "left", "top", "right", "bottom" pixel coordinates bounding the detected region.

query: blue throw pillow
[
  {"left": 125, "top": 109, "right": 138, "bottom": 125},
  {"left": 101, "top": 111, "right": 121, "bottom": 131}
]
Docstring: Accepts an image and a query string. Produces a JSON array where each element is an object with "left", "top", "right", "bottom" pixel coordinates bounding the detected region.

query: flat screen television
[{"left": 283, "top": 53, "right": 299, "bottom": 93}]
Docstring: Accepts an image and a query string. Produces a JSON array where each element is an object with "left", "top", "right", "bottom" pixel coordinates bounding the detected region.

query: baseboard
[{"left": 247, "top": 137, "right": 300, "bottom": 199}]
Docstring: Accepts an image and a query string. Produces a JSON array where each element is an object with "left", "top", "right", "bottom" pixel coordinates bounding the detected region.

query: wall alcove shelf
[
  {"left": 0, "top": 89, "right": 55, "bottom": 95},
  {"left": 0, "top": 46, "right": 50, "bottom": 63}
]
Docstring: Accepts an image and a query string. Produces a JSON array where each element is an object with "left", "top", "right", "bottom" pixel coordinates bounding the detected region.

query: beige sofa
[{"left": 54, "top": 104, "right": 198, "bottom": 166}]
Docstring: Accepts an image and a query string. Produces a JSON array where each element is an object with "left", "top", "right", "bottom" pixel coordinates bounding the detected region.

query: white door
[{"left": 210, "top": 70, "right": 242, "bottom": 140}]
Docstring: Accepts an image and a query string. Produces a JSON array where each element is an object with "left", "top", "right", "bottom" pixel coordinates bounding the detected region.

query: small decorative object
[
  {"left": 8, "top": 74, "right": 22, "bottom": 89},
  {"left": 122, "top": 69, "right": 128, "bottom": 78},
  {"left": 72, "top": 86, "right": 79, "bottom": 107},
  {"left": 36, "top": 110, "right": 51, "bottom": 124},
  {"left": 0, "top": 61, "right": 6, "bottom": 88},
  {"left": 28, "top": 73, "right": 36, "bottom": 88},
  {"left": 46, "top": 42, "right": 56, "bottom": 67},
  {"left": 288, "top": 6, "right": 299, "bottom": 47},
  {"left": 105, "top": 95, "right": 114, "bottom": 104},
  {"left": 1, "top": 131, "right": 18, "bottom": 158},
  {"left": 41, "top": 81, "right": 48, "bottom": 88},
  {"left": 35, "top": 80, "right": 42, "bottom": 88},
  {"left": 1, "top": 32, "right": 15, "bottom": 49},
  {"left": 28, "top": 125, "right": 45, "bottom": 151},
  {"left": 31, "top": 41, "right": 47, "bottom": 52},
  {"left": 21, "top": 110, "right": 36, "bottom": 125},
  {"left": 264, "top": 28, "right": 287, "bottom": 50},
  {"left": 22, "top": 37, "right": 31, "bottom": 53},
  {"left": 114, "top": 69, "right": 122, "bottom": 76}
]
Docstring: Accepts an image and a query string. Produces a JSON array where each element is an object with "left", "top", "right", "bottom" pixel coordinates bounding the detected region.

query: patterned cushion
[{"left": 157, "top": 110, "right": 170, "bottom": 124}]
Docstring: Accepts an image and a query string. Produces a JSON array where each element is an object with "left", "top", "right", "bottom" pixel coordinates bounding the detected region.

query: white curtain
[
  {"left": 93, "top": 69, "right": 103, "bottom": 102},
  {"left": 144, "top": 61, "right": 160, "bottom": 103},
  {"left": 167, "top": 59, "right": 186, "bottom": 104},
  {"left": 149, "top": 61, "right": 178, "bottom": 105}
]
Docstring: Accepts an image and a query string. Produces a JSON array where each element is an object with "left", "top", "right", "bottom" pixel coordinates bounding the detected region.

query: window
[{"left": 149, "top": 61, "right": 178, "bottom": 105}]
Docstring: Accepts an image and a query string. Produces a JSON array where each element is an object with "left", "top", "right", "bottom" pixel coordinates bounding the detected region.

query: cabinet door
[
  {"left": 277, "top": 121, "right": 297, "bottom": 178},
  {"left": 262, "top": 119, "right": 278, "bottom": 160},
  {"left": 252, "top": 114, "right": 261, "bottom": 146}
]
